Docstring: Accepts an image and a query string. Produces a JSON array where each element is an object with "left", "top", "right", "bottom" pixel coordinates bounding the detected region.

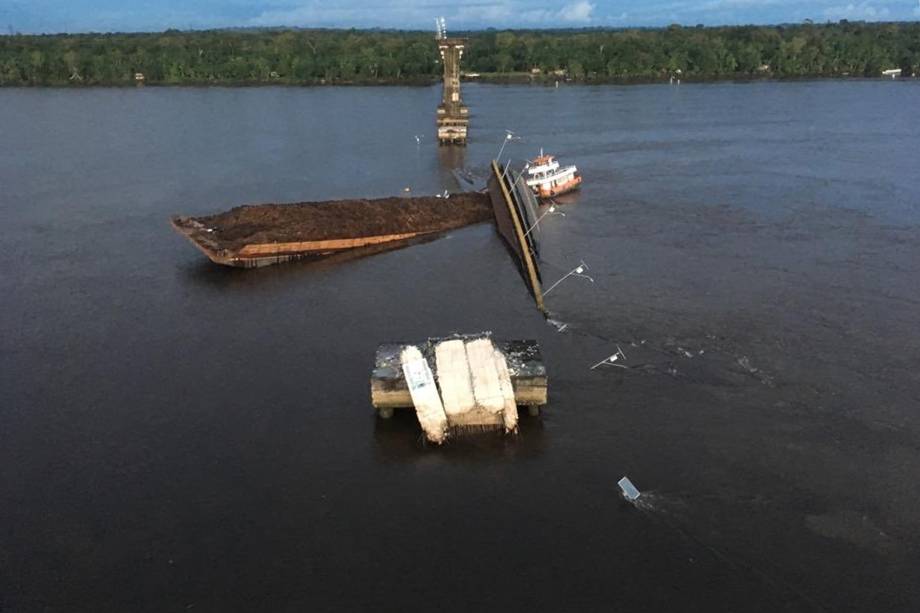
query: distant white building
[{"left": 881, "top": 68, "right": 902, "bottom": 79}]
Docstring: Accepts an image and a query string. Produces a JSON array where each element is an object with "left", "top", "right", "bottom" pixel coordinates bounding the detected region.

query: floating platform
[
  {"left": 371, "top": 338, "right": 547, "bottom": 419},
  {"left": 171, "top": 193, "right": 492, "bottom": 268}
]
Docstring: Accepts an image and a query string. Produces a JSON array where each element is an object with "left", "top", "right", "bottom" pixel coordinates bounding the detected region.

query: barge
[{"left": 171, "top": 192, "right": 492, "bottom": 268}]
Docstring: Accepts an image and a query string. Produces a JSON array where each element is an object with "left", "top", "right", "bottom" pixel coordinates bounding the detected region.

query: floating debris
[
  {"left": 737, "top": 356, "right": 756, "bottom": 372},
  {"left": 736, "top": 355, "right": 775, "bottom": 387},
  {"left": 618, "top": 476, "right": 641, "bottom": 502},
  {"left": 590, "top": 345, "right": 628, "bottom": 370}
]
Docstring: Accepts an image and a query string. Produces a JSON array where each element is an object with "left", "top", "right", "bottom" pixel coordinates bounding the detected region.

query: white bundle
[
  {"left": 492, "top": 347, "right": 519, "bottom": 433},
  {"left": 460, "top": 338, "right": 515, "bottom": 430},
  {"left": 400, "top": 345, "right": 449, "bottom": 444},
  {"left": 434, "top": 339, "right": 477, "bottom": 421}
]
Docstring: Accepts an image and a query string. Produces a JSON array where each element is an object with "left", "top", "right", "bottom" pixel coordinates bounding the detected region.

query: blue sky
[{"left": 2, "top": 0, "right": 919, "bottom": 34}]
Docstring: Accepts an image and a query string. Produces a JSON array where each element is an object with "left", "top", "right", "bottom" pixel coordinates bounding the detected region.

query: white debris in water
[
  {"left": 618, "top": 476, "right": 641, "bottom": 502},
  {"left": 737, "top": 355, "right": 775, "bottom": 387}
]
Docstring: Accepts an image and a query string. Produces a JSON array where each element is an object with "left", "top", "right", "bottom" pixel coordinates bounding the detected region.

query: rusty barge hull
[{"left": 172, "top": 192, "right": 492, "bottom": 268}]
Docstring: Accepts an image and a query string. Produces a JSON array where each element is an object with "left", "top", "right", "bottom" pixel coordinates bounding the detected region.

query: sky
[{"left": 2, "top": 0, "right": 919, "bottom": 34}]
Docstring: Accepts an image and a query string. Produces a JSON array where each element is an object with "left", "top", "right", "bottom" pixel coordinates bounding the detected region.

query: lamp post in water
[
  {"left": 543, "top": 260, "right": 594, "bottom": 295},
  {"left": 502, "top": 159, "right": 530, "bottom": 184},
  {"left": 513, "top": 162, "right": 530, "bottom": 183},
  {"left": 523, "top": 205, "right": 565, "bottom": 238},
  {"left": 590, "top": 345, "right": 628, "bottom": 370}
]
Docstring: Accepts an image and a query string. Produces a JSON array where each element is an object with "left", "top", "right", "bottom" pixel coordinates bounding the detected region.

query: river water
[{"left": 2, "top": 81, "right": 919, "bottom": 611}]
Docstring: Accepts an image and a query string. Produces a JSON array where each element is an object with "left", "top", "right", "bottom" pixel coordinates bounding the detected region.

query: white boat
[{"left": 525, "top": 150, "right": 582, "bottom": 199}]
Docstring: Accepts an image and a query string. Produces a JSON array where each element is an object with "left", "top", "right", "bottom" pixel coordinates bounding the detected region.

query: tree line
[{"left": 1, "top": 22, "right": 918, "bottom": 86}]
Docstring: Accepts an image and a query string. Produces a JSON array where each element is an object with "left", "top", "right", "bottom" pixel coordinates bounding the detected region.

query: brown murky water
[{"left": 2, "top": 81, "right": 919, "bottom": 611}]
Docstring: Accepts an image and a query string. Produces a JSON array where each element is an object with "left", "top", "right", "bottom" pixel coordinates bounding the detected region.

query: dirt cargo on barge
[{"left": 171, "top": 192, "right": 492, "bottom": 268}]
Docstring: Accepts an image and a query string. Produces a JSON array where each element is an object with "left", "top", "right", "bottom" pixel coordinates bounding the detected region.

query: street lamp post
[
  {"left": 590, "top": 345, "right": 628, "bottom": 370},
  {"left": 511, "top": 162, "right": 530, "bottom": 185},
  {"left": 523, "top": 205, "right": 565, "bottom": 238},
  {"left": 502, "top": 159, "right": 530, "bottom": 184},
  {"left": 543, "top": 260, "right": 594, "bottom": 296}
]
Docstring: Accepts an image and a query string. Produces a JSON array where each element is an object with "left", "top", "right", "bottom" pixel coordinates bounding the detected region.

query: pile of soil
[{"left": 184, "top": 192, "right": 492, "bottom": 251}]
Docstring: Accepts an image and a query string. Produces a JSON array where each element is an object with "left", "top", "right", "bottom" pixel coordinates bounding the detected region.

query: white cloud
[
  {"left": 558, "top": 1, "right": 594, "bottom": 22},
  {"left": 454, "top": 2, "right": 514, "bottom": 24},
  {"left": 512, "top": 1, "right": 595, "bottom": 24},
  {"left": 699, "top": 0, "right": 799, "bottom": 9},
  {"left": 250, "top": 0, "right": 595, "bottom": 29},
  {"left": 823, "top": 1, "right": 891, "bottom": 20},
  {"left": 249, "top": 3, "right": 383, "bottom": 27},
  {"left": 455, "top": 0, "right": 595, "bottom": 25}
]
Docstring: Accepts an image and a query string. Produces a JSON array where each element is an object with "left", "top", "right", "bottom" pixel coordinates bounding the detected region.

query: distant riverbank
[
  {"left": 2, "top": 22, "right": 918, "bottom": 88},
  {"left": 1, "top": 73, "right": 915, "bottom": 89}
]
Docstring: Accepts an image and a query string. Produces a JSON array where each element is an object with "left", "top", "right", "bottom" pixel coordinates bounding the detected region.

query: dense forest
[{"left": 1, "top": 22, "right": 918, "bottom": 86}]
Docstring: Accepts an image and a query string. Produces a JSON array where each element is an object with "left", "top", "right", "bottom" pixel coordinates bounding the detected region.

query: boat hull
[{"left": 534, "top": 174, "right": 582, "bottom": 199}]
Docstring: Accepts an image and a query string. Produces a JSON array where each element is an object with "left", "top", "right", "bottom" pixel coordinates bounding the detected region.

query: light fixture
[{"left": 496, "top": 130, "right": 521, "bottom": 162}]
